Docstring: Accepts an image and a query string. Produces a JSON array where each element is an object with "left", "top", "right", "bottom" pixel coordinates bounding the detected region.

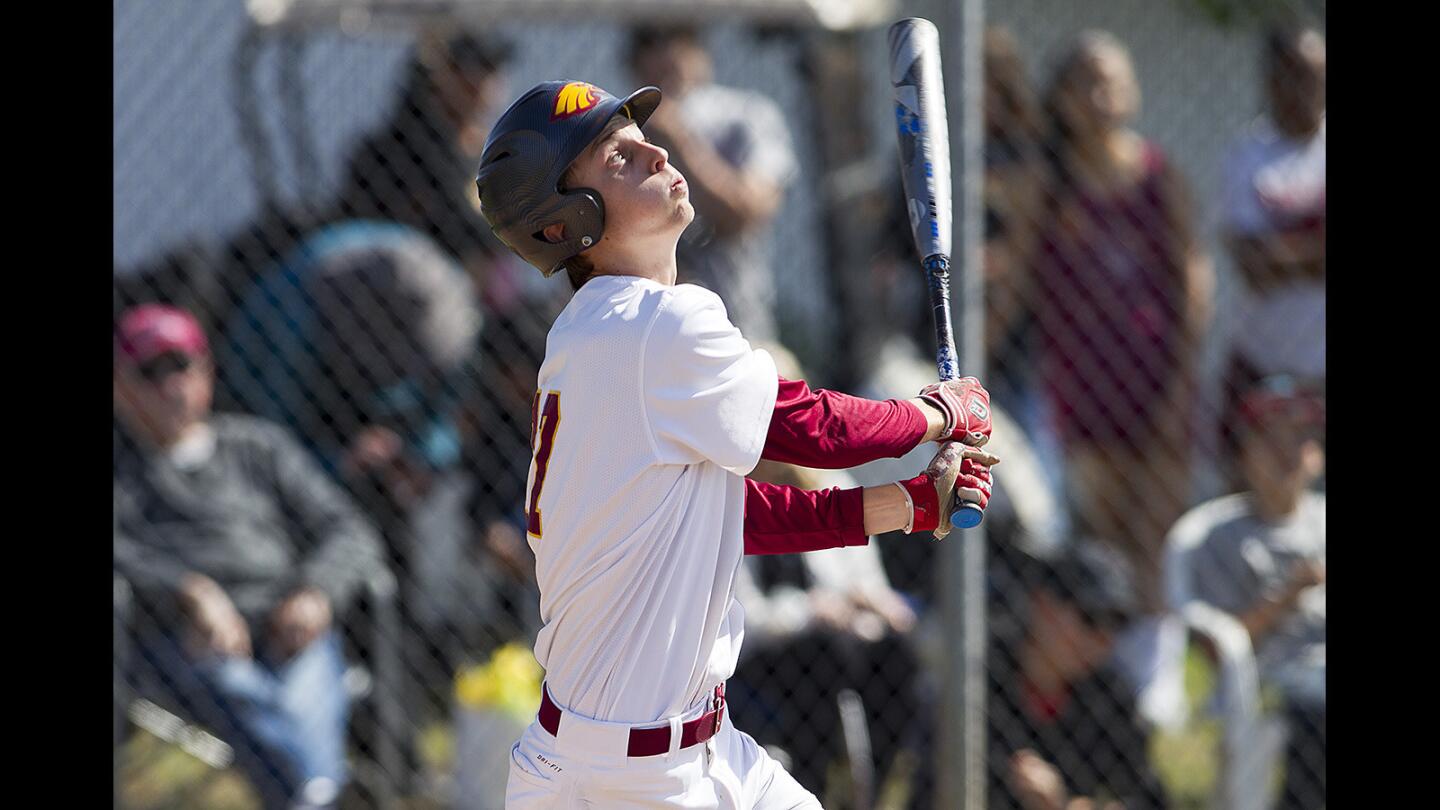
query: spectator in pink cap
[
  {"left": 113, "top": 304, "right": 213, "bottom": 448},
  {"left": 114, "top": 304, "right": 385, "bottom": 809}
]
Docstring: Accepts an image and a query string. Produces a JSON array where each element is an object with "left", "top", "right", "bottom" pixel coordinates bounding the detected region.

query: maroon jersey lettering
[{"left": 527, "top": 390, "right": 562, "bottom": 538}]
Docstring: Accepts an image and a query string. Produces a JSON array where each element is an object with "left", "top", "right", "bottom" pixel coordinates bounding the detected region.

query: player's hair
[{"left": 557, "top": 163, "right": 598, "bottom": 291}]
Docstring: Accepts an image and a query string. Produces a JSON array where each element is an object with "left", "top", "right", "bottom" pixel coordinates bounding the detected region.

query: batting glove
[
  {"left": 919, "top": 377, "right": 992, "bottom": 446},
  {"left": 894, "top": 442, "right": 998, "bottom": 540}
]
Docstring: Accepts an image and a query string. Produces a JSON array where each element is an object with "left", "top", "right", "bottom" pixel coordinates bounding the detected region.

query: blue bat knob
[{"left": 951, "top": 503, "right": 984, "bottom": 529}]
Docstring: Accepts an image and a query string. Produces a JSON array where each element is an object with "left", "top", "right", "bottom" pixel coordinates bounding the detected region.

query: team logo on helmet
[{"left": 552, "top": 82, "right": 603, "bottom": 120}]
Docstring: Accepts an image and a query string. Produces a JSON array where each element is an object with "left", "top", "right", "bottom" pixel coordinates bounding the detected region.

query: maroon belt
[{"left": 538, "top": 683, "right": 725, "bottom": 758}]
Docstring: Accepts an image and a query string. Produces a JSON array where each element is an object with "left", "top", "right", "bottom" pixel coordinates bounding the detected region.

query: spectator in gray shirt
[
  {"left": 114, "top": 304, "right": 385, "bottom": 810},
  {"left": 1174, "top": 376, "right": 1325, "bottom": 810},
  {"left": 627, "top": 24, "right": 799, "bottom": 344}
]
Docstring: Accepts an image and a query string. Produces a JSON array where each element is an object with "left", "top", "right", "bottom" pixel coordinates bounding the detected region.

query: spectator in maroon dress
[{"left": 1033, "top": 31, "right": 1213, "bottom": 611}]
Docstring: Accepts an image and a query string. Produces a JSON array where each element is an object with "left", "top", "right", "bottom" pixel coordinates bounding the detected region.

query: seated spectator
[
  {"left": 218, "top": 221, "right": 481, "bottom": 526},
  {"left": 218, "top": 221, "right": 484, "bottom": 717},
  {"left": 733, "top": 459, "right": 923, "bottom": 799},
  {"left": 1218, "top": 23, "right": 1325, "bottom": 486},
  {"left": 1034, "top": 30, "right": 1213, "bottom": 612},
  {"left": 113, "top": 304, "right": 386, "bottom": 809},
  {"left": 987, "top": 541, "right": 1170, "bottom": 810},
  {"left": 1176, "top": 377, "right": 1325, "bottom": 809}
]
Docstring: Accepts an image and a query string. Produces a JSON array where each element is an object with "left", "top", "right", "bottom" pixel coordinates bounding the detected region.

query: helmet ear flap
[{"left": 532, "top": 188, "right": 605, "bottom": 276}]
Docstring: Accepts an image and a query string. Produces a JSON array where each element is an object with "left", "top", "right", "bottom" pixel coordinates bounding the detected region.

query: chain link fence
[{"left": 114, "top": 1, "right": 1325, "bottom": 808}]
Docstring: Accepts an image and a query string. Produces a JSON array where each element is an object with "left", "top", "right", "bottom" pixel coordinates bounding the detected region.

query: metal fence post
[{"left": 937, "top": 0, "right": 986, "bottom": 806}]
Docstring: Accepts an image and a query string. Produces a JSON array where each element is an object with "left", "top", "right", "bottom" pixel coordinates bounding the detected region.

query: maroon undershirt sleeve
[
  {"left": 743, "top": 478, "right": 868, "bottom": 555},
  {"left": 761, "top": 376, "right": 928, "bottom": 469}
]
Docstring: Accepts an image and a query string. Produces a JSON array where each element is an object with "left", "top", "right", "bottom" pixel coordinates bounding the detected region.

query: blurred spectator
[
  {"left": 988, "top": 541, "right": 1170, "bottom": 810},
  {"left": 627, "top": 23, "right": 798, "bottom": 344},
  {"left": 982, "top": 26, "right": 1048, "bottom": 405},
  {"left": 335, "top": 29, "right": 514, "bottom": 275},
  {"left": 113, "top": 304, "right": 385, "bottom": 809},
  {"left": 219, "top": 222, "right": 480, "bottom": 512},
  {"left": 455, "top": 308, "right": 550, "bottom": 651},
  {"left": 1218, "top": 24, "right": 1325, "bottom": 481},
  {"left": 202, "top": 31, "right": 518, "bottom": 358},
  {"left": 980, "top": 26, "right": 1069, "bottom": 535},
  {"left": 734, "top": 459, "right": 923, "bottom": 798},
  {"left": 217, "top": 221, "right": 483, "bottom": 712},
  {"left": 1175, "top": 377, "right": 1325, "bottom": 809},
  {"left": 1034, "top": 31, "right": 1213, "bottom": 611}
]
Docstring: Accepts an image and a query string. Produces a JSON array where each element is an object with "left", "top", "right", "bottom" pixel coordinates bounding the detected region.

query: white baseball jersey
[{"left": 525, "top": 274, "right": 779, "bottom": 724}]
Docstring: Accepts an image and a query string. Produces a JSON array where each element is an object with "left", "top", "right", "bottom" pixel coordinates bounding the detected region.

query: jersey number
[{"left": 527, "top": 390, "right": 562, "bottom": 538}]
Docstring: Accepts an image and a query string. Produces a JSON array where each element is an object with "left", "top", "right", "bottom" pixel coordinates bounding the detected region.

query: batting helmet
[{"left": 475, "top": 80, "right": 661, "bottom": 276}]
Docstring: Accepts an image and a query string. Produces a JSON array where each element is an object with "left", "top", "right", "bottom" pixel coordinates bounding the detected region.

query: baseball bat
[{"left": 888, "top": 17, "right": 983, "bottom": 530}]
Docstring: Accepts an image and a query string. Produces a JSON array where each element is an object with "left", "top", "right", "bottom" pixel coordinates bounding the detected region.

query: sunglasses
[{"left": 133, "top": 352, "right": 197, "bottom": 383}]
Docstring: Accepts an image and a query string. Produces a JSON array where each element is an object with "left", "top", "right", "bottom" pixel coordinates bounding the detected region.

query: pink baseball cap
[
  {"left": 1238, "top": 376, "right": 1325, "bottom": 428},
  {"left": 115, "top": 304, "right": 209, "bottom": 366}
]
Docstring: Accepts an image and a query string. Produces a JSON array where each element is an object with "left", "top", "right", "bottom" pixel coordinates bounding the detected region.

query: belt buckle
[
  {"left": 700, "top": 685, "right": 725, "bottom": 740},
  {"left": 695, "top": 708, "right": 719, "bottom": 741}
]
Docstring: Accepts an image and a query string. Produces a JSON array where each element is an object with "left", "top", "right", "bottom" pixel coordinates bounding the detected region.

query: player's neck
[{"left": 588, "top": 239, "right": 679, "bottom": 286}]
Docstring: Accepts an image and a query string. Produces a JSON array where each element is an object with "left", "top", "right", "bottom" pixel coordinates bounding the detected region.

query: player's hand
[
  {"left": 177, "top": 573, "right": 252, "bottom": 659},
  {"left": 953, "top": 457, "right": 994, "bottom": 511},
  {"left": 1009, "top": 749, "right": 1069, "bottom": 810},
  {"left": 268, "top": 587, "right": 333, "bottom": 661},
  {"left": 895, "top": 442, "right": 999, "bottom": 540},
  {"left": 918, "top": 377, "right": 993, "bottom": 446}
]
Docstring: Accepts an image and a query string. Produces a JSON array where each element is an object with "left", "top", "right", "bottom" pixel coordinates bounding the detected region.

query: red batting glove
[
  {"left": 896, "top": 447, "right": 996, "bottom": 538},
  {"left": 954, "top": 458, "right": 993, "bottom": 510},
  {"left": 919, "top": 377, "right": 992, "bottom": 446},
  {"left": 896, "top": 473, "right": 943, "bottom": 534}
]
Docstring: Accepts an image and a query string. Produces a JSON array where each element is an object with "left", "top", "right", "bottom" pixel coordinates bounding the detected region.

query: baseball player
[{"left": 474, "top": 80, "right": 999, "bottom": 809}]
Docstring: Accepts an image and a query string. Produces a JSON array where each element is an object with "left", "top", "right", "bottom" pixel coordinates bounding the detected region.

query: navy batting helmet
[{"left": 475, "top": 80, "right": 661, "bottom": 276}]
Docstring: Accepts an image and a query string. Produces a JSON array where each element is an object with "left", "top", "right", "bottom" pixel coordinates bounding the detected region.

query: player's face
[
  {"left": 114, "top": 352, "right": 214, "bottom": 445},
  {"left": 571, "top": 122, "right": 693, "bottom": 240}
]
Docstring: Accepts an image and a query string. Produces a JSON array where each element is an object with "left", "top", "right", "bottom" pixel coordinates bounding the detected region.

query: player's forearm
[
  {"left": 761, "top": 377, "right": 936, "bottom": 468},
  {"left": 861, "top": 483, "right": 912, "bottom": 535},
  {"left": 743, "top": 478, "right": 867, "bottom": 555},
  {"left": 741, "top": 476, "right": 943, "bottom": 555}
]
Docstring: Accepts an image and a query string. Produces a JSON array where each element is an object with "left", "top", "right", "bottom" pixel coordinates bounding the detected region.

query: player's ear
[{"left": 541, "top": 222, "right": 566, "bottom": 244}]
